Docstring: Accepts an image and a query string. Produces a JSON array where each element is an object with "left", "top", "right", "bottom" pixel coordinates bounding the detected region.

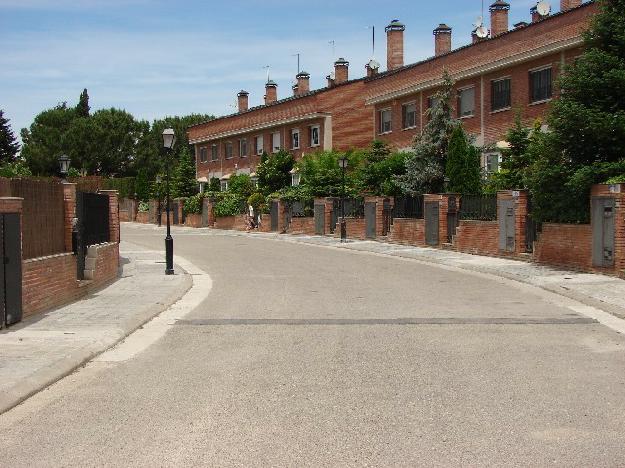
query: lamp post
[
  {"left": 156, "top": 175, "right": 162, "bottom": 227},
  {"left": 58, "top": 154, "right": 70, "bottom": 181},
  {"left": 162, "top": 128, "right": 176, "bottom": 275},
  {"left": 338, "top": 156, "right": 348, "bottom": 243}
]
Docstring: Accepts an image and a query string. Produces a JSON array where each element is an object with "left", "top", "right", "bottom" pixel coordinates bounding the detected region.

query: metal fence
[
  {"left": 459, "top": 194, "right": 498, "bottom": 221},
  {"left": 392, "top": 195, "right": 424, "bottom": 219},
  {"left": 8, "top": 178, "right": 66, "bottom": 260},
  {"left": 290, "top": 199, "right": 314, "bottom": 218},
  {"left": 342, "top": 197, "right": 365, "bottom": 218}
]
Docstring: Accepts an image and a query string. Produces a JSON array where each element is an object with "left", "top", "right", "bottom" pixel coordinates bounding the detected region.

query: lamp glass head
[
  {"left": 162, "top": 128, "right": 176, "bottom": 149},
  {"left": 338, "top": 157, "right": 348, "bottom": 169},
  {"left": 58, "top": 154, "right": 70, "bottom": 175}
]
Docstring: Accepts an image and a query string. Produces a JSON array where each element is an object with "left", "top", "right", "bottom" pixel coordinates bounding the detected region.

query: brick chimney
[
  {"left": 433, "top": 24, "right": 452, "bottom": 56},
  {"left": 326, "top": 74, "right": 334, "bottom": 88},
  {"left": 334, "top": 58, "right": 349, "bottom": 84},
  {"left": 561, "top": 0, "right": 581, "bottom": 11},
  {"left": 385, "top": 19, "right": 405, "bottom": 71},
  {"left": 296, "top": 71, "right": 310, "bottom": 95},
  {"left": 530, "top": 5, "right": 541, "bottom": 22},
  {"left": 292, "top": 83, "right": 299, "bottom": 96},
  {"left": 366, "top": 60, "right": 380, "bottom": 78},
  {"left": 264, "top": 80, "right": 277, "bottom": 105},
  {"left": 237, "top": 90, "right": 249, "bottom": 113},
  {"left": 490, "top": 1, "right": 510, "bottom": 37}
]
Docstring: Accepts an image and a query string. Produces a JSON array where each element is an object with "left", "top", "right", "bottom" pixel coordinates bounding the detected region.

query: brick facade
[{"left": 534, "top": 224, "right": 592, "bottom": 271}]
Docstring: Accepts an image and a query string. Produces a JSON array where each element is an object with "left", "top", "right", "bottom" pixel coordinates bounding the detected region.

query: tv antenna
[
  {"left": 366, "top": 25, "right": 376, "bottom": 59},
  {"left": 262, "top": 65, "right": 270, "bottom": 82},
  {"left": 292, "top": 53, "right": 301, "bottom": 74},
  {"left": 474, "top": 0, "right": 488, "bottom": 38},
  {"left": 536, "top": 1, "right": 551, "bottom": 16}
]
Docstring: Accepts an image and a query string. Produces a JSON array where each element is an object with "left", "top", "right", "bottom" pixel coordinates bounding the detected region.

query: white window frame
[
  {"left": 239, "top": 138, "right": 248, "bottom": 158},
  {"left": 220, "top": 180, "right": 228, "bottom": 191},
  {"left": 291, "top": 172, "right": 301, "bottom": 187},
  {"left": 379, "top": 108, "right": 392, "bottom": 134},
  {"left": 457, "top": 86, "right": 476, "bottom": 118},
  {"left": 255, "top": 135, "right": 264, "bottom": 155},
  {"left": 402, "top": 101, "right": 417, "bottom": 130},
  {"left": 272, "top": 131, "right": 281, "bottom": 153},
  {"left": 291, "top": 128, "right": 300, "bottom": 150},
  {"left": 310, "top": 125, "right": 320, "bottom": 147},
  {"left": 483, "top": 152, "right": 501, "bottom": 176}
]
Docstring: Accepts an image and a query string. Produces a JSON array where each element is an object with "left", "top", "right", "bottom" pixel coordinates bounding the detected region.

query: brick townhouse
[{"left": 188, "top": 0, "right": 596, "bottom": 189}]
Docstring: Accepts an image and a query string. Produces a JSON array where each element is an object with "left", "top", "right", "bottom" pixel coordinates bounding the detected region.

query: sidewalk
[
  {"left": 134, "top": 223, "right": 625, "bottom": 321},
  {"left": 0, "top": 242, "right": 192, "bottom": 414}
]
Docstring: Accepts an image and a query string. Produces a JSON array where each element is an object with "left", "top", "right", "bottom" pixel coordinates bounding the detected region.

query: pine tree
[
  {"left": 172, "top": 148, "right": 198, "bottom": 198},
  {"left": 396, "top": 71, "right": 459, "bottom": 195},
  {"left": 445, "top": 126, "right": 482, "bottom": 194},
  {"left": 76, "top": 89, "right": 90, "bottom": 118},
  {"left": 0, "top": 110, "right": 20, "bottom": 163}
]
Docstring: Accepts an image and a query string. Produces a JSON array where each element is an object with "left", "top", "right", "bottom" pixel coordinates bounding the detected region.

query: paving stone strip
[{"left": 0, "top": 241, "right": 192, "bottom": 414}]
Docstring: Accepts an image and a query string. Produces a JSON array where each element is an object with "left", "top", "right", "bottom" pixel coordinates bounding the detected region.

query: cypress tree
[
  {"left": 0, "top": 110, "right": 20, "bottom": 163},
  {"left": 76, "top": 89, "right": 90, "bottom": 118}
]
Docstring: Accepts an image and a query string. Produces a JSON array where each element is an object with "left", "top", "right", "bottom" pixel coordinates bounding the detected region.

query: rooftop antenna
[
  {"left": 262, "top": 65, "right": 270, "bottom": 82},
  {"left": 328, "top": 40, "right": 336, "bottom": 61},
  {"left": 292, "top": 53, "right": 301, "bottom": 74},
  {"left": 366, "top": 26, "right": 376, "bottom": 59},
  {"left": 536, "top": 1, "right": 551, "bottom": 16},
  {"left": 474, "top": 0, "right": 489, "bottom": 38}
]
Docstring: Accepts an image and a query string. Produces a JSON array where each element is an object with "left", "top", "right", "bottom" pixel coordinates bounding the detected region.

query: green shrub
[
  {"left": 184, "top": 193, "right": 203, "bottom": 215},
  {"left": 247, "top": 192, "right": 265, "bottom": 210},
  {"left": 138, "top": 201, "right": 149, "bottom": 213},
  {"left": 606, "top": 174, "right": 625, "bottom": 184},
  {"left": 103, "top": 177, "right": 136, "bottom": 199},
  {"left": 228, "top": 173, "right": 254, "bottom": 198},
  {"left": 213, "top": 194, "right": 245, "bottom": 217}
]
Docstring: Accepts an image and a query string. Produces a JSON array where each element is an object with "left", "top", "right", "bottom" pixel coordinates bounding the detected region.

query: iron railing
[
  {"left": 459, "top": 194, "right": 497, "bottom": 221},
  {"left": 290, "top": 199, "right": 314, "bottom": 218},
  {"left": 392, "top": 195, "right": 424, "bottom": 219},
  {"left": 342, "top": 197, "right": 365, "bottom": 218}
]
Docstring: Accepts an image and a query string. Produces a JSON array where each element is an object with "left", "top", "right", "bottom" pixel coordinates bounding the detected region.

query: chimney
[
  {"left": 433, "top": 24, "right": 452, "bottom": 56},
  {"left": 530, "top": 5, "right": 541, "bottom": 22},
  {"left": 385, "top": 19, "right": 405, "bottom": 71},
  {"left": 366, "top": 60, "right": 380, "bottom": 78},
  {"left": 326, "top": 74, "right": 335, "bottom": 88},
  {"left": 264, "top": 80, "right": 277, "bottom": 105},
  {"left": 334, "top": 58, "right": 349, "bottom": 84},
  {"left": 296, "top": 71, "right": 310, "bottom": 95},
  {"left": 490, "top": 1, "right": 510, "bottom": 37},
  {"left": 561, "top": 0, "right": 581, "bottom": 11},
  {"left": 237, "top": 90, "right": 249, "bottom": 113},
  {"left": 292, "top": 83, "right": 299, "bottom": 96}
]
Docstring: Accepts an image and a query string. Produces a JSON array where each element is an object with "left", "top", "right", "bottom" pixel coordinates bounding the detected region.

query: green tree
[
  {"left": 0, "top": 110, "right": 20, "bottom": 163},
  {"left": 21, "top": 103, "right": 77, "bottom": 176},
  {"left": 172, "top": 148, "right": 198, "bottom": 198},
  {"left": 298, "top": 151, "right": 360, "bottom": 197},
  {"left": 135, "top": 168, "right": 151, "bottom": 201},
  {"left": 445, "top": 126, "right": 482, "bottom": 194},
  {"left": 209, "top": 177, "right": 221, "bottom": 192},
  {"left": 256, "top": 150, "right": 295, "bottom": 195},
  {"left": 396, "top": 71, "right": 459, "bottom": 195},
  {"left": 76, "top": 89, "right": 90, "bottom": 118},
  {"left": 228, "top": 173, "right": 254, "bottom": 199},
  {"left": 356, "top": 141, "right": 406, "bottom": 196},
  {"left": 0, "top": 160, "right": 32, "bottom": 177}
]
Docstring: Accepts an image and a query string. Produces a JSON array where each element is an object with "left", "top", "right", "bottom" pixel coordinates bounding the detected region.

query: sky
[{"left": 1, "top": 0, "right": 544, "bottom": 141}]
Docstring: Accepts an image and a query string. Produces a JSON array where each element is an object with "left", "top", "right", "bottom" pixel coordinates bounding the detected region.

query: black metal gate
[
  {"left": 425, "top": 201, "right": 439, "bottom": 246},
  {"left": 447, "top": 196, "right": 459, "bottom": 243},
  {"left": 76, "top": 192, "right": 110, "bottom": 280},
  {"left": 0, "top": 214, "right": 23, "bottom": 327},
  {"left": 270, "top": 200, "right": 279, "bottom": 232},
  {"left": 365, "top": 201, "right": 376, "bottom": 239}
]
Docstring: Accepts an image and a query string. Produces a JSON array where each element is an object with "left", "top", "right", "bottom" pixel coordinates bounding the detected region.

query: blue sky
[{"left": 1, "top": 0, "right": 542, "bottom": 139}]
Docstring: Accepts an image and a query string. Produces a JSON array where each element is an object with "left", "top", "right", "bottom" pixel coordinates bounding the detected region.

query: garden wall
[
  {"left": 185, "top": 213, "right": 203, "bottom": 228},
  {"left": 214, "top": 215, "right": 248, "bottom": 231},
  {"left": 334, "top": 217, "right": 366, "bottom": 240},
  {"left": 388, "top": 219, "right": 425, "bottom": 246},
  {"left": 287, "top": 217, "right": 315, "bottom": 235},
  {"left": 533, "top": 223, "right": 592, "bottom": 271},
  {"left": 454, "top": 220, "right": 499, "bottom": 256}
]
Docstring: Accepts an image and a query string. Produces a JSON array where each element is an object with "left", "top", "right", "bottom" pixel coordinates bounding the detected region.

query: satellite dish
[
  {"left": 473, "top": 16, "right": 483, "bottom": 29},
  {"left": 329, "top": 71, "right": 336, "bottom": 80},
  {"left": 476, "top": 26, "right": 488, "bottom": 39},
  {"left": 536, "top": 1, "right": 551, "bottom": 16},
  {"left": 368, "top": 59, "right": 380, "bottom": 70}
]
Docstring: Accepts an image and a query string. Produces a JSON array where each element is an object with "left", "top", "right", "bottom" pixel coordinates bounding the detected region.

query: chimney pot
[
  {"left": 264, "top": 80, "right": 278, "bottom": 105},
  {"left": 366, "top": 59, "right": 380, "bottom": 78},
  {"left": 385, "top": 19, "right": 405, "bottom": 71},
  {"left": 237, "top": 90, "right": 249, "bottom": 113},
  {"left": 334, "top": 58, "right": 349, "bottom": 84},
  {"left": 295, "top": 71, "right": 310, "bottom": 96},
  {"left": 490, "top": 0, "right": 510, "bottom": 37},
  {"left": 433, "top": 24, "right": 452, "bottom": 56}
]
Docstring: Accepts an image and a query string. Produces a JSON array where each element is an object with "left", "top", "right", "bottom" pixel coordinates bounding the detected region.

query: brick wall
[
  {"left": 388, "top": 218, "right": 425, "bottom": 246},
  {"left": 533, "top": 223, "right": 592, "bottom": 271},
  {"left": 214, "top": 215, "right": 248, "bottom": 231},
  {"left": 136, "top": 212, "right": 149, "bottom": 224},
  {"left": 22, "top": 243, "right": 119, "bottom": 318},
  {"left": 185, "top": 213, "right": 203, "bottom": 228},
  {"left": 334, "top": 217, "right": 366, "bottom": 240},
  {"left": 287, "top": 217, "right": 315, "bottom": 235},
  {"left": 454, "top": 220, "right": 500, "bottom": 256}
]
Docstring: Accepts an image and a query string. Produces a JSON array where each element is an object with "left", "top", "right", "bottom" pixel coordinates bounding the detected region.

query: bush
[
  {"left": 247, "top": 192, "right": 265, "bottom": 210},
  {"left": 0, "top": 160, "right": 32, "bottom": 178},
  {"left": 228, "top": 173, "right": 254, "bottom": 198},
  {"left": 606, "top": 174, "right": 625, "bottom": 184},
  {"left": 298, "top": 151, "right": 359, "bottom": 197},
  {"left": 184, "top": 193, "right": 203, "bottom": 215},
  {"left": 257, "top": 150, "right": 295, "bottom": 195},
  {"left": 103, "top": 177, "right": 136, "bottom": 199},
  {"left": 213, "top": 194, "right": 245, "bottom": 217},
  {"left": 138, "top": 201, "right": 149, "bottom": 213}
]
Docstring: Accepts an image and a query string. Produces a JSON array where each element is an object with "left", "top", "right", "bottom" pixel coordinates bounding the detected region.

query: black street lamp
[
  {"left": 156, "top": 175, "right": 162, "bottom": 227},
  {"left": 58, "top": 154, "right": 70, "bottom": 181},
  {"left": 338, "top": 156, "right": 348, "bottom": 243},
  {"left": 162, "top": 128, "right": 176, "bottom": 275}
]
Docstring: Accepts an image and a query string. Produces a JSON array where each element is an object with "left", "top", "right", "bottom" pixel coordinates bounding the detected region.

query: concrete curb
[{"left": 0, "top": 246, "right": 193, "bottom": 416}]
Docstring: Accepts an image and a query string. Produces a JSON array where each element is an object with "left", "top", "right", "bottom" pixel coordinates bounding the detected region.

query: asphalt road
[{"left": 2, "top": 224, "right": 624, "bottom": 467}]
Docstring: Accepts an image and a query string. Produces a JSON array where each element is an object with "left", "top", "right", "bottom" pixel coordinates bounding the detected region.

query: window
[
  {"left": 491, "top": 78, "right": 511, "bottom": 111},
  {"left": 310, "top": 126, "right": 320, "bottom": 147},
  {"left": 484, "top": 153, "right": 500, "bottom": 175},
  {"left": 220, "top": 180, "right": 228, "bottom": 191},
  {"left": 254, "top": 135, "right": 264, "bottom": 155},
  {"left": 199, "top": 147, "right": 208, "bottom": 163},
  {"left": 272, "top": 132, "right": 281, "bottom": 152},
  {"left": 379, "top": 109, "right": 392, "bottom": 134},
  {"left": 458, "top": 87, "right": 475, "bottom": 118},
  {"left": 529, "top": 67, "right": 552, "bottom": 103},
  {"left": 239, "top": 138, "right": 248, "bottom": 158},
  {"left": 291, "top": 129, "right": 300, "bottom": 150},
  {"left": 291, "top": 172, "right": 301, "bottom": 187},
  {"left": 211, "top": 144, "right": 218, "bottom": 161},
  {"left": 402, "top": 103, "right": 417, "bottom": 129},
  {"left": 225, "top": 142, "right": 233, "bottom": 159}
]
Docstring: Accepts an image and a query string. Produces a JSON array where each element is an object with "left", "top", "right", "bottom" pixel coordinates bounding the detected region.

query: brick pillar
[
  {"left": 325, "top": 197, "right": 336, "bottom": 235},
  {"left": 203, "top": 197, "right": 215, "bottom": 227},
  {"left": 276, "top": 199, "right": 288, "bottom": 233},
  {"left": 175, "top": 198, "right": 185, "bottom": 224},
  {"left": 440, "top": 194, "right": 460, "bottom": 245},
  {"left": 62, "top": 183, "right": 76, "bottom": 252},
  {"left": 149, "top": 199, "right": 159, "bottom": 224},
  {"left": 497, "top": 190, "right": 529, "bottom": 255},
  {"left": 591, "top": 184, "right": 625, "bottom": 276},
  {"left": 99, "top": 190, "right": 120, "bottom": 243},
  {"left": 365, "top": 196, "right": 393, "bottom": 238}
]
